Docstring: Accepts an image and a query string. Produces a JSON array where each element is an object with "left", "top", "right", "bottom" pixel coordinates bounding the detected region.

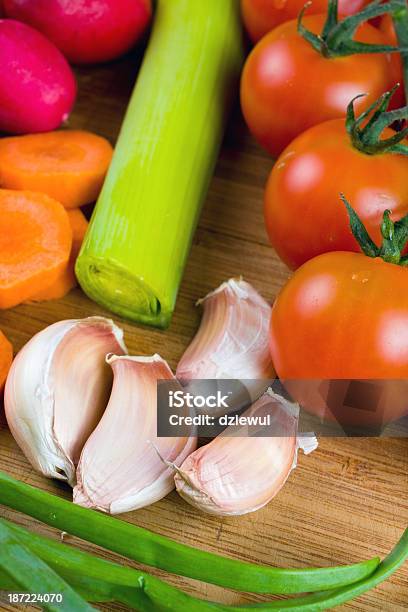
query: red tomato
[
  {"left": 379, "top": 14, "right": 398, "bottom": 44},
  {"left": 3, "top": 0, "right": 152, "bottom": 65},
  {"left": 241, "top": 0, "right": 371, "bottom": 43},
  {"left": 264, "top": 119, "right": 408, "bottom": 269},
  {"left": 241, "top": 15, "right": 403, "bottom": 157},
  {"left": 270, "top": 252, "right": 408, "bottom": 425}
]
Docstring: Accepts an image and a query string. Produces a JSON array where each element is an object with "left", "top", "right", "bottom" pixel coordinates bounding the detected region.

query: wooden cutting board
[{"left": 0, "top": 51, "right": 407, "bottom": 612}]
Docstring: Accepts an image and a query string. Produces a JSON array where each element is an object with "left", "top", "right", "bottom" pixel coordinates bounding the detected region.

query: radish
[
  {"left": 4, "top": 0, "right": 153, "bottom": 65},
  {"left": 0, "top": 20, "right": 76, "bottom": 134}
]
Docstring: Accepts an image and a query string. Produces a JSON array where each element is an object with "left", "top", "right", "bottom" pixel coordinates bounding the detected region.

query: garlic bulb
[
  {"left": 174, "top": 390, "right": 317, "bottom": 516},
  {"left": 74, "top": 355, "right": 197, "bottom": 514},
  {"left": 5, "top": 317, "right": 127, "bottom": 486},
  {"left": 176, "top": 279, "right": 275, "bottom": 413}
]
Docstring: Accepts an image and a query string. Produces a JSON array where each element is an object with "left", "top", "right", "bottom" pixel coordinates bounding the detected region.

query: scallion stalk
[
  {"left": 0, "top": 522, "right": 94, "bottom": 611},
  {"left": 245, "top": 528, "right": 408, "bottom": 610},
  {"left": 2, "top": 518, "right": 404, "bottom": 612},
  {"left": 0, "top": 518, "right": 213, "bottom": 611},
  {"left": 76, "top": 0, "right": 244, "bottom": 328},
  {"left": 0, "top": 471, "right": 380, "bottom": 595}
]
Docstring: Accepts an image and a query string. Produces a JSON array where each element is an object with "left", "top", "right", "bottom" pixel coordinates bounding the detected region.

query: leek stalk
[{"left": 76, "top": 0, "right": 244, "bottom": 328}]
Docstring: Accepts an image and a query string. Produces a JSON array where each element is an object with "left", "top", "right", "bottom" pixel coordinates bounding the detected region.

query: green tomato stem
[
  {"left": 298, "top": 0, "right": 405, "bottom": 58},
  {"left": 342, "top": 194, "right": 408, "bottom": 264},
  {"left": 392, "top": 1, "right": 408, "bottom": 104},
  {"left": 346, "top": 87, "right": 408, "bottom": 156}
]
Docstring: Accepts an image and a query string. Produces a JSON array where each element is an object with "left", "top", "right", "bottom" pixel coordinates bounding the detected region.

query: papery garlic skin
[
  {"left": 74, "top": 354, "right": 197, "bottom": 514},
  {"left": 5, "top": 317, "right": 127, "bottom": 486},
  {"left": 176, "top": 279, "right": 275, "bottom": 410},
  {"left": 174, "top": 390, "right": 317, "bottom": 516}
]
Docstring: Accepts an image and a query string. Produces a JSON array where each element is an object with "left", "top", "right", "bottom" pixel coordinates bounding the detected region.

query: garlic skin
[
  {"left": 4, "top": 317, "right": 127, "bottom": 486},
  {"left": 174, "top": 390, "right": 317, "bottom": 516},
  {"left": 176, "top": 279, "right": 275, "bottom": 411},
  {"left": 74, "top": 355, "right": 197, "bottom": 514}
]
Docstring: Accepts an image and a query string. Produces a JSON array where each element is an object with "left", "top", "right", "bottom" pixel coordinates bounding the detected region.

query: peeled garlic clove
[
  {"left": 74, "top": 354, "right": 197, "bottom": 514},
  {"left": 5, "top": 317, "right": 127, "bottom": 486},
  {"left": 176, "top": 278, "right": 275, "bottom": 413},
  {"left": 174, "top": 390, "right": 317, "bottom": 516}
]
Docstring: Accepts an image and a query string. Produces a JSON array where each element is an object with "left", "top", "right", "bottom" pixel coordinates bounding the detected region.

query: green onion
[
  {"left": 0, "top": 471, "right": 380, "bottom": 595},
  {"left": 244, "top": 528, "right": 408, "bottom": 610},
  {"left": 0, "top": 518, "right": 213, "bottom": 611},
  {"left": 76, "top": 0, "right": 244, "bottom": 328},
  {"left": 2, "top": 518, "right": 403, "bottom": 612},
  {"left": 0, "top": 521, "right": 94, "bottom": 611}
]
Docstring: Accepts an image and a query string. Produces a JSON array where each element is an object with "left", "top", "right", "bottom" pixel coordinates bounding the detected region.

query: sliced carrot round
[
  {"left": 0, "top": 329, "right": 13, "bottom": 391},
  {"left": 0, "top": 189, "right": 72, "bottom": 308},
  {"left": 29, "top": 208, "right": 88, "bottom": 302},
  {"left": 0, "top": 130, "right": 113, "bottom": 209}
]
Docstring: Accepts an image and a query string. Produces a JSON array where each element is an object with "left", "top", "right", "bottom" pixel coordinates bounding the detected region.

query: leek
[{"left": 76, "top": 0, "right": 244, "bottom": 328}]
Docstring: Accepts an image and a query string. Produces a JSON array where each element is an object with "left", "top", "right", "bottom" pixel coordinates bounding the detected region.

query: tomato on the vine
[
  {"left": 264, "top": 92, "right": 408, "bottom": 269},
  {"left": 379, "top": 14, "right": 397, "bottom": 43},
  {"left": 241, "top": 14, "right": 403, "bottom": 157},
  {"left": 270, "top": 251, "right": 408, "bottom": 379},
  {"left": 270, "top": 248, "right": 408, "bottom": 425},
  {"left": 379, "top": 13, "right": 404, "bottom": 100},
  {"left": 241, "top": 0, "right": 371, "bottom": 43}
]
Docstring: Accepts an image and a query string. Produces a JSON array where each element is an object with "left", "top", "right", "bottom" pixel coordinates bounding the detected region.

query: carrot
[
  {"left": 0, "top": 330, "right": 12, "bottom": 392},
  {"left": 0, "top": 131, "right": 113, "bottom": 209},
  {"left": 0, "top": 189, "right": 72, "bottom": 309},
  {"left": 28, "top": 209, "right": 88, "bottom": 301},
  {"left": 0, "top": 329, "right": 12, "bottom": 429}
]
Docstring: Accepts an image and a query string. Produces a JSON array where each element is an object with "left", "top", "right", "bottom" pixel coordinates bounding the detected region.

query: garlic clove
[
  {"left": 176, "top": 278, "right": 275, "bottom": 412},
  {"left": 174, "top": 390, "right": 317, "bottom": 516},
  {"left": 4, "top": 317, "right": 127, "bottom": 486},
  {"left": 74, "top": 354, "right": 197, "bottom": 514}
]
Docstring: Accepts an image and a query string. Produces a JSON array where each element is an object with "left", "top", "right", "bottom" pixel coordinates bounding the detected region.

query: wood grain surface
[{"left": 0, "top": 49, "right": 407, "bottom": 611}]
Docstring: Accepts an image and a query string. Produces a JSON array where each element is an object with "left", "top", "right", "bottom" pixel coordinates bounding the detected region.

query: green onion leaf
[
  {"left": 0, "top": 521, "right": 94, "bottom": 612},
  {"left": 0, "top": 471, "right": 380, "bottom": 595}
]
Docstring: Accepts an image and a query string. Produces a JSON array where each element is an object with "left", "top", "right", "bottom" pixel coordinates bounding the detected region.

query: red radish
[
  {"left": 0, "top": 20, "right": 76, "bottom": 134},
  {"left": 4, "top": 0, "right": 153, "bottom": 65}
]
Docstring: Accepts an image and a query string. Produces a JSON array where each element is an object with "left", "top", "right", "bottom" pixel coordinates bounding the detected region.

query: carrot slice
[
  {"left": 29, "top": 209, "right": 88, "bottom": 301},
  {"left": 0, "top": 330, "right": 12, "bottom": 392},
  {"left": 0, "top": 329, "right": 12, "bottom": 429},
  {"left": 0, "top": 189, "right": 72, "bottom": 308},
  {"left": 0, "top": 131, "right": 113, "bottom": 209}
]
